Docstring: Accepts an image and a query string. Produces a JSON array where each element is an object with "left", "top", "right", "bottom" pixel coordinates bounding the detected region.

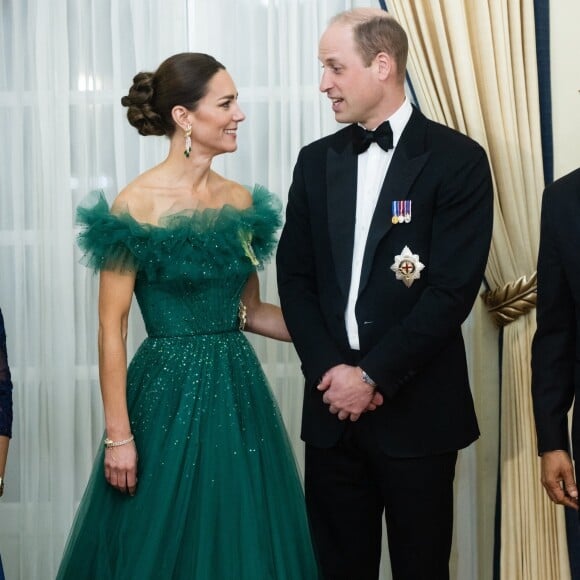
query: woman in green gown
[{"left": 57, "top": 52, "right": 319, "bottom": 580}]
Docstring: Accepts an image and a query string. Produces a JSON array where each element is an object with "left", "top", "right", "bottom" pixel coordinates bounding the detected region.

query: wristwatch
[
  {"left": 361, "top": 369, "right": 377, "bottom": 389},
  {"left": 0, "top": 475, "right": 4, "bottom": 497}
]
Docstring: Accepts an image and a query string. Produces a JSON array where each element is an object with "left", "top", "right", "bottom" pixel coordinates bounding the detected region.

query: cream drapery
[{"left": 386, "top": 1, "right": 568, "bottom": 579}]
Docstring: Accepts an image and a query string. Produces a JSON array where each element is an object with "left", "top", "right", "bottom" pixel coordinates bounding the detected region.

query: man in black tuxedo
[
  {"left": 276, "top": 8, "right": 493, "bottom": 580},
  {"left": 532, "top": 168, "right": 580, "bottom": 513}
]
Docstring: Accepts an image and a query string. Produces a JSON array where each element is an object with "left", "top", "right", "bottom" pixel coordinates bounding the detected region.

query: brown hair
[
  {"left": 121, "top": 53, "right": 226, "bottom": 136},
  {"left": 331, "top": 9, "right": 408, "bottom": 82}
]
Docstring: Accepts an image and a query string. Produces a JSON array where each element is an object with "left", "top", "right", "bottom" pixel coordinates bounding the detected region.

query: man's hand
[
  {"left": 317, "top": 364, "right": 383, "bottom": 421},
  {"left": 540, "top": 450, "right": 578, "bottom": 509},
  {"left": 366, "top": 390, "right": 384, "bottom": 412}
]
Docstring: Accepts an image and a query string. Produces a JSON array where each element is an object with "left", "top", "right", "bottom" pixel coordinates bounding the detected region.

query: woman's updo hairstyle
[{"left": 121, "top": 53, "right": 226, "bottom": 137}]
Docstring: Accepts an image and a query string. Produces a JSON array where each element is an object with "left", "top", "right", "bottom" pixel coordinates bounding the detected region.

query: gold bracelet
[
  {"left": 238, "top": 300, "right": 247, "bottom": 331},
  {"left": 104, "top": 434, "right": 135, "bottom": 449}
]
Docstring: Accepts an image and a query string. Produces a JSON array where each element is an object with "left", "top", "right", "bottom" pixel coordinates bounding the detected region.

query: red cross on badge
[{"left": 398, "top": 260, "right": 416, "bottom": 275}]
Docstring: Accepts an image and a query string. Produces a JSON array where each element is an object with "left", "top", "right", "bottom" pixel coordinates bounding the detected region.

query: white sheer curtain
[
  {"left": 0, "top": 2, "right": 189, "bottom": 578},
  {"left": 0, "top": 1, "right": 374, "bottom": 579}
]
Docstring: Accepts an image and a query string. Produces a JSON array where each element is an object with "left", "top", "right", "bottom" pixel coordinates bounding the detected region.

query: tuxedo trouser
[{"left": 305, "top": 424, "right": 457, "bottom": 580}]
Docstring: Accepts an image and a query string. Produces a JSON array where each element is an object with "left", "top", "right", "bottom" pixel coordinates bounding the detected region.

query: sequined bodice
[{"left": 135, "top": 273, "right": 245, "bottom": 338}]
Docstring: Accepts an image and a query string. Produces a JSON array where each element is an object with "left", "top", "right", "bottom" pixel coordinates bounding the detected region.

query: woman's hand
[{"left": 104, "top": 441, "right": 138, "bottom": 496}]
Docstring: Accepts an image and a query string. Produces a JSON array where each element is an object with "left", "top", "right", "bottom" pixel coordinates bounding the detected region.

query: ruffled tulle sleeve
[
  {"left": 241, "top": 184, "right": 282, "bottom": 268},
  {"left": 76, "top": 191, "right": 140, "bottom": 273}
]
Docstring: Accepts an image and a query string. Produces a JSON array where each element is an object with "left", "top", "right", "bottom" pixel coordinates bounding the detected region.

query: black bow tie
[{"left": 352, "top": 121, "right": 393, "bottom": 154}]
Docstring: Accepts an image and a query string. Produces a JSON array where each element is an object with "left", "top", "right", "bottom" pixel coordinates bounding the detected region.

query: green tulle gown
[{"left": 57, "top": 186, "right": 319, "bottom": 580}]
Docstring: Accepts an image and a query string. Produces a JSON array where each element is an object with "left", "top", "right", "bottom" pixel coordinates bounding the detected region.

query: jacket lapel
[
  {"left": 358, "top": 109, "right": 431, "bottom": 296},
  {"left": 327, "top": 129, "right": 358, "bottom": 300}
]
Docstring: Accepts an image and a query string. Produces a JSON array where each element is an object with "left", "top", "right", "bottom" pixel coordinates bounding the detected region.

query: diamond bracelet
[{"left": 104, "top": 434, "right": 135, "bottom": 449}]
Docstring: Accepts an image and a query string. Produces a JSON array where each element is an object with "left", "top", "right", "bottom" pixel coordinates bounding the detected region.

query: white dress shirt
[{"left": 345, "top": 98, "right": 413, "bottom": 350}]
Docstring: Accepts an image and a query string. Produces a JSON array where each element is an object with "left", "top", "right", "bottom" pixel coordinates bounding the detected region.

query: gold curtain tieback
[{"left": 481, "top": 272, "right": 537, "bottom": 327}]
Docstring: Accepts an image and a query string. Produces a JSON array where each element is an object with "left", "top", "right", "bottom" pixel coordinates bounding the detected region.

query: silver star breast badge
[{"left": 390, "top": 245, "right": 425, "bottom": 288}]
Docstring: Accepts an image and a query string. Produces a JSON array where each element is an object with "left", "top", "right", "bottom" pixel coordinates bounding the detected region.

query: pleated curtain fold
[{"left": 386, "top": 1, "right": 569, "bottom": 579}]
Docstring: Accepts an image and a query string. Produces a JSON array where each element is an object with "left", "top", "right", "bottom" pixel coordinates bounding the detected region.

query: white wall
[{"left": 551, "top": 1, "right": 580, "bottom": 179}]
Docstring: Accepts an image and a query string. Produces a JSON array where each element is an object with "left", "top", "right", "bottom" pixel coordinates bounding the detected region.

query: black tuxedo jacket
[
  {"left": 532, "top": 168, "right": 580, "bottom": 463},
  {"left": 277, "top": 107, "right": 493, "bottom": 456}
]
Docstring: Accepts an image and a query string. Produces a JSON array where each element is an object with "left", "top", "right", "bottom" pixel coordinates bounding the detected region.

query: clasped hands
[{"left": 317, "top": 364, "right": 384, "bottom": 422}]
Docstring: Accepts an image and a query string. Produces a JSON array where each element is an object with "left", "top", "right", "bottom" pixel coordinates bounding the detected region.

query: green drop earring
[{"left": 184, "top": 124, "right": 192, "bottom": 158}]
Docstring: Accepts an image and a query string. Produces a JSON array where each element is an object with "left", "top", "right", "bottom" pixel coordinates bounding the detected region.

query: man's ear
[{"left": 375, "top": 52, "right": 394, "bottom": 81}]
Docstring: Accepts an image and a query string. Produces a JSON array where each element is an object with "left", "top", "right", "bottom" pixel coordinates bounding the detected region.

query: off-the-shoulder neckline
[
  {"left": 113, "top": 197, "right": 258, "bottom": 229},
  {"left": 86, "top": 185, "right": 274, "bottom": 231}
]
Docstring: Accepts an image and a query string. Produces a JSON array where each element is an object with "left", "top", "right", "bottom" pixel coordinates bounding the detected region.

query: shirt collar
[{"left": 388, "top": 97, "right": 413, "bottom": 149}]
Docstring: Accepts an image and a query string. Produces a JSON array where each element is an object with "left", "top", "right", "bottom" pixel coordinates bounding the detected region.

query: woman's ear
[{"left": 171, "top": 105, "right": 191, "bottom": 131}]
